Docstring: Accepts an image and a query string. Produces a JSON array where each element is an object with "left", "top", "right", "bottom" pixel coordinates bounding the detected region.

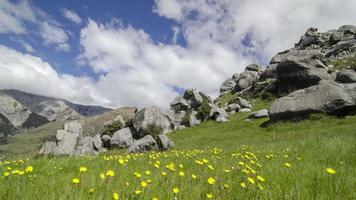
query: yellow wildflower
[
  {"left": 326, "top": 168, "right": 336, "bottom": 175},
  {"left": 240, "top": 182, "right": 247, "bottom": 188},
  {"left": 113, "top": 192, "right": 119, "bottom": 200},
  {"left": 172, "top": 187, "right": 180, "bottom": 194},
  {"left": 207, "top": 177, "right": 216, "bottom": 185},
  {"left": 206, "top": 193, "right": 213, "bottom": 199},
  {"left": 141, "top": 181, "right": 148, "bottom": 188},
  {"left": 106, "top": 170, "right": 115, "bottom": 177},
  {"left": 79, "top": 167, "right": 88, "bottom": 173},
  {"left": 72, "top": 178, "right": 80, "bottom": 184}
]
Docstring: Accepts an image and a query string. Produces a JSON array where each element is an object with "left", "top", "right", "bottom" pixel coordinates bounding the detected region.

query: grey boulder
[
  {"left": 248, "top": 109, "right": 269, "bottom": 119},
  {"left": 133, "top": 106, "right": 172, "bottom": 136},
  {"left": 53, "top": 130, "right": 79, "bottom": 156},
  {"left": 335, "top": 69, "right": 356, "bottom": 83},
  {"left": 127, "top": 135, "right": 159, "bottom": 153},
  {"left": 269, "top": 80, "right": 356, "bottom": 121},
  {"left": 276, "top": 50, "right": 333, "bottom": 96},
  {"left": 156, "top": 134, "right": 174, "bottom": 151},
  {"left": 39, "top": 141, "right": 56, "bottom": 155},
  {"left": 110, "top": 128, "right": 134, "bottom": 148}
]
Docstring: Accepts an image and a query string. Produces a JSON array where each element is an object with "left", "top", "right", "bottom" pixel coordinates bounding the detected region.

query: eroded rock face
[
  {"left": 127, "top": 135, "right": 159, "bottom": 153},
  {"left": 133, "top": 106, "right": 172, "bottom": 136},
  {"left": 0, "top": 94, "right": 31, "bottom": 127},
  {"left": 276, "top": 50, "right": 333, "bottom": 96},
  {"left": 269, "top": 81, "right": 356, "bottom": 121}
]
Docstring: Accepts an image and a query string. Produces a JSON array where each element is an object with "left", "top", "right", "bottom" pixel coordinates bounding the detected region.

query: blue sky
[
  {"left": 0, "top": 0, "right": 355, "bottom": 108},
  {"left": 1, "top": 0, "right": 180, "bottom": 79}
]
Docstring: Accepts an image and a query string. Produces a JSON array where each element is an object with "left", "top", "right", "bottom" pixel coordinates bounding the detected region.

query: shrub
[
  {"left": 101, "top": 121, "right": 123, "bottom": 137},
  {"left": 197, "top": 98, "right": 211, "bottom": 121},
  {"left": 140, "top": 123, "right": 163, "bottom": 137},
  {"left": 181, "top": 112, "right": 191, "bottom": 127}
]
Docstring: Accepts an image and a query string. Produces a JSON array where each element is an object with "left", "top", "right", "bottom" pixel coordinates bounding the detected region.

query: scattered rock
[
  {"left": 248, "top": 109, "right": 269, "bottom": 119},
  {"left": 240, "top": 108, "right": 252, "bottom": 113},
  {"left": 226, "top": 103, "right": 241, "bottom": 113},
  {"left": 127, "top": 135, "right": 159, "bottom": 153},
  {"left": 237, "top": 97, "right": 252, "bottom": 109}
]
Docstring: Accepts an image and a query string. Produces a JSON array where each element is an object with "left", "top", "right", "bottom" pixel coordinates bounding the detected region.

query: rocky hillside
[
  {"left": 219, "top": 25, "right": 356, "bottom": 122},
  {"left": 0, "top": 89, "right": 111, "bottom": 139}
]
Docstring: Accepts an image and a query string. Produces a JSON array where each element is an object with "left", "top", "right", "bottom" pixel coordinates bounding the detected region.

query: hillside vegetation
[{"left": 0, "top": 100, "right": 355, "bottom": 199}]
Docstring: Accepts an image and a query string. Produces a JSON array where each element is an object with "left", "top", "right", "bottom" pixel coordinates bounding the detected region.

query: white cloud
[
  {"left": 40, "top": 22, "right": 70, "bottom": 52},
  {"left": 19, "top": 40, "right": 35, "bottom": 52},
  {"left": 61, "top": 8, "right": 82, "bottom": 24},
  {"left": 2, "top": 0, "right": 356, "bottom": 109},
  {"left": 0, "top": 0, "right": 36, "bottom": 34},
  {"left": 171, "top": 26, "right": 180, "bottom": 44},
  {"left": 0, "top": 0, "right": 70, "bottom": 52},
  {"left": 0, "top": 45, "right": 107, "bottom": 106}
]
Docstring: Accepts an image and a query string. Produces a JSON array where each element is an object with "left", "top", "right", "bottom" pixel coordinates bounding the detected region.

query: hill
[
  {"left": 0, "top": 89, "right": 111, "bottom": 139},
  {"left": 0, "top": 100, "right": 355, "bottom": 199}
]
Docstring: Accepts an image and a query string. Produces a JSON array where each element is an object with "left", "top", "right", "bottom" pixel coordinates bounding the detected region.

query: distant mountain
[
  {"left": 0, "top": 89, "right": 112, "bottom": 133},
  {"left": 0, "top": 113, "right": 18, "bottom": 141}
]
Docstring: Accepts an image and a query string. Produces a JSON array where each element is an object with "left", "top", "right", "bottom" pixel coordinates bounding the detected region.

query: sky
[{"left": 0, "top": 0, "right": 356, "bottom": 109}]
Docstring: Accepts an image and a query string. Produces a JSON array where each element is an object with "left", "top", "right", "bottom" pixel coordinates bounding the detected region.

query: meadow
[{"left": 0, "top": 101, "right": 355, "bottom": 200}]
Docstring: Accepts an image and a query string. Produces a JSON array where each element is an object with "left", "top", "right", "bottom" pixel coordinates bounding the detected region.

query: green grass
[
  {"left": 0, "top": 100, "right": 355, "bottom": 199},
  {"left": 328, "top": 55, "right": 356, "bottom": 70},
  {"left": 0, "top": 121, "right": 63, "bottom": 158}
]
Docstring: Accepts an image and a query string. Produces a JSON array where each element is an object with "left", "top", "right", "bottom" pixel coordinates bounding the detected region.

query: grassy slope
[
  {"left": 0, "top": 121, "right": 63, "bottom": 158},
  {"left": 0, "top": 100, "right": 355, "bottom": 199},
  {"left": 327, "top": 55, "right": 356, "bottom": 70}
]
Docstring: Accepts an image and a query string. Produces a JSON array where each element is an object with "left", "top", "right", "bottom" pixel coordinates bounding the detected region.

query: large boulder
[
  {"left": 156, "top": 134, "right": 174, "bottom": 151},
  {"left": 74, "top": 137, "right": 98, "bottom": 156},
  {"left": 269, "top": 81, "right": 356, "bottom": 121},
  {"left": 39, "top": 141, "right": 56, "bottom": 155},
  {"left": 133, "top": 106, "right": 172, "bottom": 136},
  {"left": 209, "top": 104, "right": 228, "bottom": 121},
  {"left": 101, "top": 135, "right": 111, "bottom": 148},
  {"left": 127, "top": 135, "right": 159, "bottom": 153},
  {"left": 64, "top": 121, "right": 82, "bottom": 137},
  {"left": 93, "top": 134, "right": 103, "bottom": 150},
  {"left": 53, "top": 130, "right": 79, "bottom": 156},
  {"left": 189, "top": 111, "right": 201, "bottom": 127},
  {"left": 110, "top": 128, "right": 134, "bottom": 148},
  {"left": 335, "top": 69, "right": 356, "bottom": 83},
  {"left": 276, "top": 50, "right": 333, "bottom": 96},
  {"left": 234, "top": 70, "right": 260, "bottom": 92}
]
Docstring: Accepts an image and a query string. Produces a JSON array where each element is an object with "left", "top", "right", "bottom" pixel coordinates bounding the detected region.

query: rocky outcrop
[
  {"left": 133, "top": 106, "right": 172, "bottom": 137},
  {"left": 170, "top": 89, "right": 229, "bottom": 127},
  {"left": 275, "top": 50, "right": 333, "bottom": 96},
  {"left": 269, "top": 81, "right": 356, "bottom": 121},
  {"left": 40, "top": 121, "right": 105, "bottom": 156},
  {"left": 0, "top": 94, "right": 32, "bottom": 127},
  {"left": 0, "top": 113, "right": 18, "bottom": 140}
]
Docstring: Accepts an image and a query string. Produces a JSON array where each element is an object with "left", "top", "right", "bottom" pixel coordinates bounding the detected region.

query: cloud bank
[{"left": 1, "top": 0, "right": 356, "bottom": 109}]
